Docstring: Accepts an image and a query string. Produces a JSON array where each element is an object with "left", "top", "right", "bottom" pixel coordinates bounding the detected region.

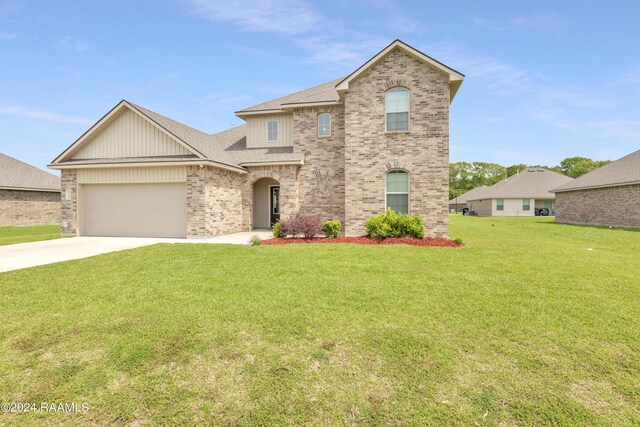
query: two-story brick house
[{"left": 49, "top": 40, "right": 464, "bottom": 238}]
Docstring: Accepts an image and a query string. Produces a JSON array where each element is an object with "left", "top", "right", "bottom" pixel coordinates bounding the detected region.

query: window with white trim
[
  {"left": 267, "top": 120, "right": 278, "bottom": 142},
  {"left": 318, "top": 113, "right": 331, "bottom": 137},
  {"left": 522, "top": 199, "right": 531, "bottom": 211},
  {"left": 385, "top": 87, "right": 409, "bottom": 131},
  {"left": 496, "top": 199, "right": 504, "bottom": 211},
  {"left": 386, "top": 170, "right": 409, "bottom": 214}
]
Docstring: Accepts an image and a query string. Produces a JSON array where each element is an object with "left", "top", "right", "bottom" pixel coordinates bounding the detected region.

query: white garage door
[{"left": 80, "top": 183, "right": 186, "bottom": 238}]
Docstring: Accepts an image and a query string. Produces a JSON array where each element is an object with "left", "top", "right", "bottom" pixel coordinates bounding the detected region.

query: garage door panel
[{"left": 80, "top": 183, "right": 186, "bottom": 238}]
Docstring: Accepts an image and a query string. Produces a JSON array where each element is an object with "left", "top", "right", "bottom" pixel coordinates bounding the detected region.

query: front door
[{"left": 269, "top": 186, "right": 280, "bottom": 226}]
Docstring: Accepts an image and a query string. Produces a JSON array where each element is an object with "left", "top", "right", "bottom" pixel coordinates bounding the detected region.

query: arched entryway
[{"left": 252, "top": 177, "right": 280, "bottom": 229}]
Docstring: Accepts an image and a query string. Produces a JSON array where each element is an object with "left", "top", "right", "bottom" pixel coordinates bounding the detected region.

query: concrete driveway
[{"left": 0, "top": 231, "right": 272, "bottom": 273}]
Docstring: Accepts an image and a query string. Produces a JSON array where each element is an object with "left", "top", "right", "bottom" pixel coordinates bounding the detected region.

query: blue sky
[{"left": 1, "top": 0, "right": 639, "bottom": 173}]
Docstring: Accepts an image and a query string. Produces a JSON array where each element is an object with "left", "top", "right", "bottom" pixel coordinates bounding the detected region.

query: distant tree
[
  {"left": 449, "top": 162, "right": 505, "bottom": 200},
  {"left": 506, "top": 164, "right": 527, "bottom": 177},
  {"left": 559, "top": 157, "right": 610, "bottom": 178}
]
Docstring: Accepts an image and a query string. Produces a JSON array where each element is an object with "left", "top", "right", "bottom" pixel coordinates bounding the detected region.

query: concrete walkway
[{"left": 0, "top": 230, "right": 273, "bottom": 273}]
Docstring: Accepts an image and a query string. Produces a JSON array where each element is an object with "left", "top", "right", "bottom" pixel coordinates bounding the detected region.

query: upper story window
[
  {"left": 386, "top": 170, "right": 409, "bottom": 214},
  {"left": 267, "top": 120, "right": 279, "bottom": 142},
  {"left": 318, "top": 113, "right": 331, "bottom": 137},
  {"left": 385, "top": 87, "right": 409, "bottom": 131}
]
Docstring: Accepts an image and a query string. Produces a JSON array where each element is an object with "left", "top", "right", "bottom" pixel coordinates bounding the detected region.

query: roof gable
[
  {"left": 335, "top": 39, "right": 465, "bottom": 101},
  {"left": 51, "top": 101, "right": 206, "bottom": 164}
]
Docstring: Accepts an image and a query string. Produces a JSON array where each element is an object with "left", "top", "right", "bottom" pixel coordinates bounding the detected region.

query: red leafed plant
[{"left": 280, "top": 214, "right": 322, "bottom": 239}]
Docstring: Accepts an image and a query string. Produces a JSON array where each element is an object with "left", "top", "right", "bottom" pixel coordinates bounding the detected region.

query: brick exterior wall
[
  {"left": 343, "top": 47, "right": 451, "bottom": 237},
  {"left": 555, "top": 184, "right": 640, "bottom": 229},
  {"left": 186, "top": 165, "right": 244, "bottom": 238},
  {"left": 60, "top": 170, "right": 77, "bottom": 235},
  {"left": 243, "top": 165, "right": 300, "bottom": 230},
  {"left": 292, "top": 106, "right": 346, "bottom": 227},
  {"left": 0, "top": 189, "right": 60, "bottom": 226}
]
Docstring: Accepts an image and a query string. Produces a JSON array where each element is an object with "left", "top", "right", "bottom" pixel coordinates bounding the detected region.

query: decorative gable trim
[
  {"left": 335, "top": 39, "right": 464, "bottom": 101},
  {"left": 50, "top": 100, "right": 206, "bottom": 165}
]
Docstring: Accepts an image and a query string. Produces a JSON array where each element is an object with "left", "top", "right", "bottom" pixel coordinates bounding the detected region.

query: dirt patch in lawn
[{"left": 261, "top": 236, "right": 459, "bottom": 247}]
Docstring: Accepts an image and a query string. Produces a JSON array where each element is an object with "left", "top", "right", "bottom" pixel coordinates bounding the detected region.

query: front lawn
[
  {"left": 0, "top": 225, "right": 63, "bottom": 246},
  {"left": 0, "top": 216, "right": 638, "bottom": 425}
]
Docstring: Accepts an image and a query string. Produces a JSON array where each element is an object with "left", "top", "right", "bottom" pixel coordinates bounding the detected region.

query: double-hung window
[
  {"left": 385, "top": 87, "right": 409, "bottom": 131},
  {"left": 496, "top": 199, "right": 504, "bottom": 211},
  {"left": 523, "top": 199, "right": 531, "bottom": 211},
  {"left": 318, "top": 113, "right": 331, "bottom": 137},
  {"left": 386, "top": 170, "right": 409, "bottom": 214},
  {"left": 267, "top": 120, "right": 278, "bottom": 142}
]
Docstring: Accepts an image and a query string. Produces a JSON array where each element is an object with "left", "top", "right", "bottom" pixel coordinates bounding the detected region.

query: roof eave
[
  {"left": 552, "top": 179, "right": 640, "bottom": 193},
  {"left": 48, "top": 159, "right": 247, "bottom": 174},
  {"left": 0, "top": 186, "right": 60, "bottom": 193}
]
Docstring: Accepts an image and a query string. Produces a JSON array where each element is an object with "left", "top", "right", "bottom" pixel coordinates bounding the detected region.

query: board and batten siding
[
  {"left": 76, "top": 167, "right": 187, "bottom": 184},
  {"left": 246, "top": 114, "right": 293, "bottom": 148},
  {"left": 71, "top": 109, "right": 192, "bottom": 159}
]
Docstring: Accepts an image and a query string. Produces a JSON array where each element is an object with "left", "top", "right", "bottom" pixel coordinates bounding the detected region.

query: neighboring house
[
  {"left": 467, "top": 168, "right": 573, "bottom": 216},
  {"left": 48, "top": 40, "right": 464, "bottom": 238},
  {"left": 0, "top": 153, "right": 61, "bottom": 226},
  {"left": 552, "top": 149, "right": 640, "bottom": 228},
  {"left": 449, "top": 185, "right": 487, "bottom": 212}
]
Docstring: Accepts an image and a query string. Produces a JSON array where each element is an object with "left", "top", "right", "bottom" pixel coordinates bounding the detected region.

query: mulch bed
[{"left": 261, "top": 236, "right": 460, "bottom": 247}]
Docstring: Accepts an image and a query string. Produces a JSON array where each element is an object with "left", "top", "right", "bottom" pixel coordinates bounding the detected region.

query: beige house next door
[{"left": 80, "top": 183, "right": 187, "bottom": 238}]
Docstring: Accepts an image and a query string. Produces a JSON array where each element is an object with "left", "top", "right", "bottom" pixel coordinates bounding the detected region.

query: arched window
[
  {"left": 386, "top": 170, "right": 409, "bottom": 213},
  {"left": 267, "top": 120, "right": 278, "bottom": 142},
  {"left": 385, "top": 87, "right": 409, "bottom": 131},
  {"left": 318, "top": 113, "right": 331, "bottom": 137}
]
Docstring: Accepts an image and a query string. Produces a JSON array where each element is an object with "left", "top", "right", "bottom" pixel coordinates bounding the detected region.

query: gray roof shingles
[
  {"left": 552, "top": 150, "right": 640, "bottom": 192},
  {"left": 1, "top": 153, "right": 60, "bottom": 191},
  {"left": 235, "top": 78, "right": 344, "bottom": 113},
  {"left": 467, "top": 168, "right": 574, "bottom": 200}
]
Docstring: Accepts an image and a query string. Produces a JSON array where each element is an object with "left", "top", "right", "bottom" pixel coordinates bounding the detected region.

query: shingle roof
[
  {"left": 0, "top": 153, "right": 60, "bottom": 191},
  {"left": 236, "top": 78, "right": 344, "bottom": 114},
  {"left": 449, "top": 185, "right": 488, "bottom": 203},
  {"left": 552, "top": 150, "right": 640, "bottom": 192},
  {"left": 467, "top": 169, "right": 573, "bottom": 200},
  {"left": 129, "top": 103, "right": 306, "bottom": 167}
]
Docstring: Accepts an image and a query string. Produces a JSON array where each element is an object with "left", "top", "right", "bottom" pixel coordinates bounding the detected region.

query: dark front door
[{"left": 269, "top": 186, "right": 280, "bottom": 226}]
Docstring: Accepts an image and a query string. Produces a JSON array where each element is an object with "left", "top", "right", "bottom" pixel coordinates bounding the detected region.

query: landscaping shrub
[
  {"left": 250, "top": 235, "right": 262, "bottom": 246},
  {"left": 281, "top": 214, "right": 322, "bottom": 239},
  {"left": 272, "top": 220, "right": 284, "bottom": 238},
  {"left": 364, "top": 208, "right": 425, "bottom": 239},
  {"left": 322, "top": 220, "right": 341, "bottom": 238}
]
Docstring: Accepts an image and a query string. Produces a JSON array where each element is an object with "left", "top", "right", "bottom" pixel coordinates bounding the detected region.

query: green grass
[
  {"left": 0, "top": 225, "right": 63, "bottom": 246},
  {"left": 0, "top": 216, "right": 639, "bottom": 425}
]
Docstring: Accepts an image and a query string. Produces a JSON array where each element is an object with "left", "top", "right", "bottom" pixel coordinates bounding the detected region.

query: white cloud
[
  {"left": 0, "top": 106, "right": 91, "bottom": 126},
  {"left": 55, "top": 36, "right": 89, "bottom": 53},
  {"left": 0, "top": 31, "right": 24, "bottom": 40},
  {"left": 472, "top": 13, "right": 564, "bottom": 32},
  {"left": 188, "top": 0, "right": 320, "bottom": 34},
  {"left": 296, "top": 36, "right": 387, "bottom": 67}
]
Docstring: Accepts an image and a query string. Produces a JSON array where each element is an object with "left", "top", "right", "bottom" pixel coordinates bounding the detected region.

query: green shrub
[
  {"left": 250, "top": 235, "right": 262, "bottom": 246},
  {"left": 364, "top": 208, "right": 425, "bottom": 239},
  {"left": 454, "top": 238, "right": 463, "bottom": 245},
  {"left": 322, "top": 220, "right": 341, "bottom": 238},
  {"left": 271, "top": 220, "right": 284, "bottom": 238}
]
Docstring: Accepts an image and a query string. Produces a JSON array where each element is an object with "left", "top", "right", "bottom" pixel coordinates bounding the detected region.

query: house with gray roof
[
  {"left": 466, "top": 168, "right": 573, "bottom": 216},
  {"left": 449, "top": 185, "right": 488, "bottom": 212},
  {"left": 552, "top": 149, "right": 640, "bottom": 228},
  {"left": 0, "top": 153, "right": 60, "bottom": 225},
  {"left": 48, "top": 40, "right": 464, "bottom": 238}
]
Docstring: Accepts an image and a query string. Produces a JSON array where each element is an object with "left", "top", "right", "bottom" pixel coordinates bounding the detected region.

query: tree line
[{"left": 449, "top": 156, "right": 610, "bottom": 199}]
